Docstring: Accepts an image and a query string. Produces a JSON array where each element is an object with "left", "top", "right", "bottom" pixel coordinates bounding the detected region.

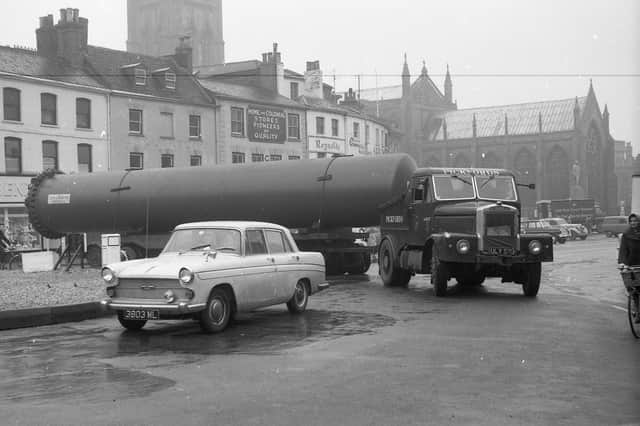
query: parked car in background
[
  {"left": 521, "top": 219, "right": 569, "bottom": 244},
  {"left": 540, "top": 217, "right": 589, "bottom": 240},
  {"left": 101, "top": 221, "right": 329, "bottom": 333},
  {"left": 600, "top": 216, "right": 629, "bottom": 237}
]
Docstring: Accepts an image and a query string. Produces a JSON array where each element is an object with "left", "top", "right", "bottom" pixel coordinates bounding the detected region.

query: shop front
[{"left": 0, "top": 176, "right": 41, "bottom": 250}]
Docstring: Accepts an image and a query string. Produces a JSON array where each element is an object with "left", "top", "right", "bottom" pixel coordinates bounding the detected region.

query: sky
[{"left": 1, "top": 0, "right": 638, "bottom": 152}]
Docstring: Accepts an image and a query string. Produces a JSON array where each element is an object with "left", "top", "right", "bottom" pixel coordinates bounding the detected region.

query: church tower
[{"left": 127, "top": 0, "right": 225, "bottom": 70}]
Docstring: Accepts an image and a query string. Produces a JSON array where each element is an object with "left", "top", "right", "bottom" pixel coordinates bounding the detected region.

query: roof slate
[
  {"left": 434, "top": 97, "right": 587, "bottom": 140},
  {"left": 0, "top": 45, "right": 104, "bottom": 88},
  {"left": 85, "top": 46, "right": 211, "bottom": 105},
  {"left": 198, "top": 79, "right": 303, "bottom": 109}
]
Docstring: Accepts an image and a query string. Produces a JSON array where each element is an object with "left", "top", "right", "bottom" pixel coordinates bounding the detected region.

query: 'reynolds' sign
[{"left": 247, "top": 105, "right": 286, "bottom": 143}]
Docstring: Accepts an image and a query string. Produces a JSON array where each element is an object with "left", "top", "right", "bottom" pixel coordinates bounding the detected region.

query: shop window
[
  {"left": 42, "top": 140, "right": 58, "bottom": 170},
  {"left": 251, "top": 153, "right": 265, "bottom": 162},
  {"left": 4, "top": 137, "right": 21, "bottom": 174},
  {"left": 77, "top": 144, "right": 92, "bottom": 173},
  {"left": 129, "top": 109, "right": 143, "bottom": 134},
  {"left": 41, "top": 93, "right": 57, "bottom": 125},
  {"left": 287, "top": 113, "right": 300, "bottom": 140},
  {"left": 288, "top": 155, "right": 300, "bottom": 160},
  {"left": 76, "top": 98, "right": 91, "bottom": 129},
  {"left": 268, "top": 154, "right": 282, "bottom": 161},
  {"left": 161, "top": 154, "right": 174, "bottom": 168},
  {"left": 189, "top": 114, "right": 201, "bottom": 138},
  {"left": 129, "top": 152, "right": 144, "bottom": 169},
  {"left": 3, "top": 88, "right": 21, "bottom": 121},
  {"left": 190, "top": 155, "right": 202, "bottom": 166},
  {"left": 231, "top": 107, "right": 245, "bottom": 137},
  {"left": 232, "top": 152, "right": 246, "bottom": 163}
]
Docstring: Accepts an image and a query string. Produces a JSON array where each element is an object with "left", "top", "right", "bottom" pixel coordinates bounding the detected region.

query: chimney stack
[
  {"left": 37, "top": 8, "right": 88, "bottom": 68},
  {"left": 303, "top": 60, "right": 323, "bottom": 99},
  {"left": 36, "top": 14, "right": 57, "bottom": 58},
  {"left": 174, "top": 36, "right": 193, "bottom": 74},
  {"left": 258, "top": 43, "right": 284, "bottom": 95}
]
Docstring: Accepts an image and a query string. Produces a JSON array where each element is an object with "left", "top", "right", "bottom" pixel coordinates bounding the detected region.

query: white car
[{"left": 101, "top": 221, "right": 329, "bottom": 333}]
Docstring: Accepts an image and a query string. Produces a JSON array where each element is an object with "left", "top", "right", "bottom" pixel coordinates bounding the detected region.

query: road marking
[{"left": 610, "top": 305, "right": 627, "bottom": 312}]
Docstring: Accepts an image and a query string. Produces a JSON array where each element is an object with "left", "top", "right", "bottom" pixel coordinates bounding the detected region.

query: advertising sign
[
  {"left": 247, "top": 105, "right": 286, "bottom": 143},
  {"left": 313, "top": 138, "right": 345, "bottom": 154},
  {"left": 0, "top": 176, "right": 31, "bottom": 204}
]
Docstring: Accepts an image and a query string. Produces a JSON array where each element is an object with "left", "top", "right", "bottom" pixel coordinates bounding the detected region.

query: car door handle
[
  {"left": 267, "top": 257, "right": 275, "bottom": 263},
  {"left": 291, "top": 255, "right": 300, "bottom": 261}
]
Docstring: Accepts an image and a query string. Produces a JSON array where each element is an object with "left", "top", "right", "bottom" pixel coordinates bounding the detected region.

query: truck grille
[{"left": 484, "top": 211, "right": 517, "bottom": 254}]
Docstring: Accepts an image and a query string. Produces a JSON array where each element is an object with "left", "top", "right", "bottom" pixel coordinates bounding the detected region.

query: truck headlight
[
  {"left": 528, "top": 240, "right": 542, "bottom": 255},
  {"left": 179, "top": 267, "right": 194, "bottom": 285},
  {"left": 102, "top": 267, "right": 116, "bottom": 284},
  {"left": 456, "top": 239, "right": 471, "bottom": 254}
]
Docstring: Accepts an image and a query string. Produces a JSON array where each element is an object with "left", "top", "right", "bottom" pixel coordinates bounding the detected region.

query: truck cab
[{"left": 378, "top": 167, "right": 553, "bottom": 297}]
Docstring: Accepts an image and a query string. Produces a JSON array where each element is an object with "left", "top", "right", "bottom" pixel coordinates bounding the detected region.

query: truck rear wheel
[
  {"left": 379, "top": 239, "right": 411, "bottom": 287},
  {"left": 431, "top": 255, "right": 449, "bottom": 297},
  {"left": 522, "top": 263, "right": 541, "bottom": 297}
]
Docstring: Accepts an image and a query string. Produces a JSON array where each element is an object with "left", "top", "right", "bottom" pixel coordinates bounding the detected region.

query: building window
[
  {"left": 76, "top": 98, "right": 91, "bottom": 129},
  {"left": 317, "top": 152, "right": 327, "bottom": 159},
  {"left": 352, "top": 122, "right": 360, "bottom": 139},
  {"left": 42, "top": 140, "right": 58, "bottom": 170},
  {"left": 287, "top": 113, "right": 300, "bottom": 140},
  {"left": 268, "top": 154, "right": 282, "bottom": 161},
  {"left": 3, "top": 88, "right": 21, "bottom": 121},
  {"left": 231, "top": 107, "right": 245, "bottom": 137},
  {"left": 135, "top": 68, "right": 147, "bottom": 86},
  {"left": 77, "top": 144, "right": 92, "bottom": 173},
  {"left": 129, "top": 109, "right": 143, "bottom": 134},
  {"left": 365, "top": 125, "right": 370, "bottom": 145},
  {"left": 161, "top": 154, "right": 174, "bottom": 168},
  {"left": 165, "top": 71, "right": 176, "bottom": 90},
  {"left": 288, "top": 155, "right": 300, "bottom": 160},
  {"left": 232, "top": 152, "right": 246, "bottom": 163},
  {"left": 316, "top": 117, "right": 325, "bottom": 135},
  {"left": 41, "top": 93, "right": 57, "bottom": 125},
  {"left": 331, "top": 119, "right": 339, "bottom": 137},
  {"left": 290, "top": 82, "right": 299, "bottom": 99},
  {"left": 189, "top": 114, "right": 201, "bottom": 138},
  {"left": 160, "top": 112, "right": 174, "bottom": 138},
  {"left": 4, "top": 137, "right": 21, "bottom": 174},
  {"left": 251, "top": 153, "right": 265, "bottom": 162},
  {"left": 129, "top": 152, "right": 144, "bottom": 169},
  {"left": 375, "top": 128, "right": 380, "bottom": 149},
  {"left": 190, "top": 155, "right": 202, "bottom": 166}
]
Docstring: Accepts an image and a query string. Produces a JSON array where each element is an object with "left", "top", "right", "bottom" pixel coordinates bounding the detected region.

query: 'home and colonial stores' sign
[{"left": 247, "top": 105, "right": 286, "bottom": 143}]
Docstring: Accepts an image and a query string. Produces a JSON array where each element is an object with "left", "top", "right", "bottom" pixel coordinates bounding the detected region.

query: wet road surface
[{"left": 1, "top": 234, "right": 639, "bottom": 425}]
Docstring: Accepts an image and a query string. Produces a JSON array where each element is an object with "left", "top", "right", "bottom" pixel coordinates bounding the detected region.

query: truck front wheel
[
  {"left": 379, "top": 239, "right": 411, "bottom": 287},
  {"left": 522, "top": 263, "right": 541, "bottom": 297},
  {"left": 431, "top": 255, "right": 450, "bottom": 297}
]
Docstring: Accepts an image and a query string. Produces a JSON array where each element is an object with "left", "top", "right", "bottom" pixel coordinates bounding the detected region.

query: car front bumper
[{"left": 101, "top": 299, "right": 206, "bottom": 314}]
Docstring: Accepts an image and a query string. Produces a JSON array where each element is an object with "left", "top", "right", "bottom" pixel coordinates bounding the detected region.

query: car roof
[{"left": 174, "top": 221, "right": 288, "bottom": 231}]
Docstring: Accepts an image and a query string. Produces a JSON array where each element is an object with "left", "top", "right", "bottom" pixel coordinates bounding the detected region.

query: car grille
[
  {"left": 115, "top": 278, "right": 188, "bottom": 300},
  {"left": 433, "top": 216, "right": 475, "bottom": 234}
]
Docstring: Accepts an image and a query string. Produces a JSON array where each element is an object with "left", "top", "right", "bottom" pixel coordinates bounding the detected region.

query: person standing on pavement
[
  {"left": 0, "top": 226, "right": 12, "bottom": 252},
  {"left": 618, "top": 213, "right": 640, "bottom": 268}
]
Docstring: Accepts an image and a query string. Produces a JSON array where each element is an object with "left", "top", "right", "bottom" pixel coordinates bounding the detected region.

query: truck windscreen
[
  {"left": 476, "top": 176, "right": 517, "bottom": 201},
  {"left": 433, "top": 175, "right": 475, "bottom": 200}
]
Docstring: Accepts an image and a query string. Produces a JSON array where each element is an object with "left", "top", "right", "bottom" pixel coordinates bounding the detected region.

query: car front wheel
[
  {"left": 200, "top": 288, "right": 232, "bottom": 333},
  {"left": 287, "top": 280, "right": 309, "bottom": 314},
  {"left": 117, "top": 311, "right": 146, "bottom": 331}
]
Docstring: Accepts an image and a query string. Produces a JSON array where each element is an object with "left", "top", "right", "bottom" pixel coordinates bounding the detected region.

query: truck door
[{"left": 407, "top": 176, "right": 433, "bottom": 245}]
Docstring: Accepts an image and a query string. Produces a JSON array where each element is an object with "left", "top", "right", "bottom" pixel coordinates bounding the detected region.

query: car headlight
[
  {"left": 101, "top": 267, "right": 116, "bottom": 284},
  {"left": 179, "top": 267, "right": 194, "bottom": 285},
  {"left": 456, "top": 239, "right": 471, "bottom": 254},
  {"left": 528, "top": 240, "right": 542, "bottom": 255}
]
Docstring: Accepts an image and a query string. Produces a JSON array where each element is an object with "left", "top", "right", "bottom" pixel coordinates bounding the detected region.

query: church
[{"left": 359, "top": 56, "right": 618, "bottom": 217}]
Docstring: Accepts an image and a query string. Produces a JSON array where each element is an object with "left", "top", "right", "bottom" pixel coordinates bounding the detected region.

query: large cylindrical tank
[{"left": 26, "top": 154, "right": 417, "bottom": 238}]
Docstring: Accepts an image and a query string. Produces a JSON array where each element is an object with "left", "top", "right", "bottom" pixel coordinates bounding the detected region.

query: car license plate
[
  {"left": 488, "top": 247, "right": 516, "bottom": 256},
  {"left": 123, "top": 309, "right": 160, "bottom": 320}
]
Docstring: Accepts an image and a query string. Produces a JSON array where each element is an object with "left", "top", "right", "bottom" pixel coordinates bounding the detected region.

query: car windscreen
[
  {"left": 432, "top": 175, "right": 475, "bottom": 200},
  {"left": 475, "top": 176, "right": 517, "bottom": 201},
  {"left": 162, "top": 228, "right": 242, "bottom": 254}
]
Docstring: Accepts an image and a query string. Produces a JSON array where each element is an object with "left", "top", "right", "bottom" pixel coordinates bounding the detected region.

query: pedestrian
[
  {"left": 618, "top": 213, "right": 640, "bottom": 268},
  {"left": 0, "top": 226, "right": 12, "bottom": 252}
]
